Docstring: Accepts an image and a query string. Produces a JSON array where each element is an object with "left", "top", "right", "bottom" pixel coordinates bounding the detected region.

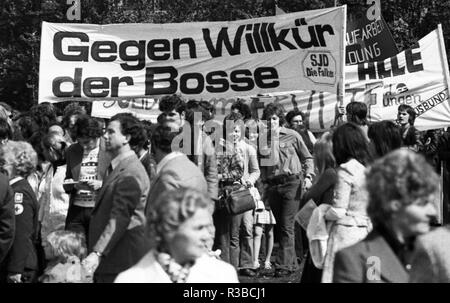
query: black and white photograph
[{"left": 1, "top": 0, "right": 450, "bottom": 292}]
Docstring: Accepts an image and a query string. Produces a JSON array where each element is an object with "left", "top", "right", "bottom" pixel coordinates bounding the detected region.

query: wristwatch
[{"left": 93, "top": 251, "right": 103, "bottom": 258}]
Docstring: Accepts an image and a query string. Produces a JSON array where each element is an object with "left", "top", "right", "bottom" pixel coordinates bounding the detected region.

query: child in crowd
[
  {"left": 39, "top": 230, "right": 92, "bottom": 283},
  {"left": 253, "top": 185, "right": 276, "bottom": 271}
]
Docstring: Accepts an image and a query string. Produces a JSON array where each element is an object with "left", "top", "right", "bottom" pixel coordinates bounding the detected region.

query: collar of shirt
[
  {"left": 9, "top": 176, "right": 23, "bottom": 186},
  {"left": 156, "top": 151, "right": 185, "bottom": 174},
  {"left": 220, "top": 138, "right": 243, "bottom": 153},
  {"left": 268, "top": 126, "right": 288, "bottom": 140},
  {"left": 110, "top": 150, "right": 136, "bottom": 170},
  {"left": 279, "top": 126, "right": 289, "bottom": 134}
]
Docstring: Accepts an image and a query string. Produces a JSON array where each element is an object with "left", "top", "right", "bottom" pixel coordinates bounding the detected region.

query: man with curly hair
[
  {"left": 260, "top": 103, "right": 314, "bottom": 277},
  {"left": 158, "top": 94, "right": 186, "bottom": 127},
  {"left": 64, "top": 114, "right": 111, "bottom": 239}
]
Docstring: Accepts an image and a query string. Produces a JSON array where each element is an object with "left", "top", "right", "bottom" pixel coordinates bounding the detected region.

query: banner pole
[
  {"left": 437, "top": 24, "right": 450, "bottom": 108},
  {"left": 437, "top": 24, "right": 450, "bottom": 224},
  {"left": 339, "top": 5, "right": 347, "bottom": 109}
]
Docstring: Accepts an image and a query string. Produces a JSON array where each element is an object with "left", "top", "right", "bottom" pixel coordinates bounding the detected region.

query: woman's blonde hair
[
  {"left": 313, "top": 132, "right": 336, "bottom": 176},
  {"left": 146, "top": 188, "right": 213, "bottom": 251},
  {"left": 46, "top": 230, "right": 87, "bottom": 262},
  {"left": 0, "top": 140, "right": 37, "bottom": 177}
]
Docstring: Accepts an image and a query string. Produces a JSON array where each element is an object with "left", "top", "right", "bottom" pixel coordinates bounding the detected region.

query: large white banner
[
  {"left": 91, "top": 27, "right": 450, "bottom": 132},
  {"left": 39, "top": 6, "right": 346, "bottom": 103},
  {"left": 343, "top": 25, "right": 450, "bottom": 131}
]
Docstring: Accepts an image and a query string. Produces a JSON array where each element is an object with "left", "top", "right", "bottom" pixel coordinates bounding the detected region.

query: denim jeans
[
  {"left": 65, "top": 205, "right": 93, "bottom": 242},
  {"left": 265, "top": 179, "right": 302, "bottom": 271},
  {"left": 230, "top": 209, "right": 254, "bottom": 269}
]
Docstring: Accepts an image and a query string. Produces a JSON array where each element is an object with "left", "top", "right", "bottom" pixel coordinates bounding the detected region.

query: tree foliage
[{"left": 1, "top": 0, "right": 449, "bottom": 110}]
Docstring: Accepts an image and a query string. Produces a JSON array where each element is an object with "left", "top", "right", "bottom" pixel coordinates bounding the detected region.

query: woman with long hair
[
  {"left": 321, "top": 123, "right": 373, "bottom": 282},
  {"left": 300, "top": 132, "right": 338, "bottom": 283}
]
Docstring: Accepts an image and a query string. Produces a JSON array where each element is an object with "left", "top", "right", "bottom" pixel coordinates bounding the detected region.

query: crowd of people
[{"left": 0, "top": 97, "right": 449, "bottom": 283}]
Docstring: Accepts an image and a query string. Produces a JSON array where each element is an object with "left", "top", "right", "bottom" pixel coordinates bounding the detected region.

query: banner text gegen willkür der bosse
[{"left": 39, "top": 6, "right": 346, "bottom": 103}]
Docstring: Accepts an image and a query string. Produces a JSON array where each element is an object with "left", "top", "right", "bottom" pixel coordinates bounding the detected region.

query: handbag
[{"left": 225, "top": 184, "right": 256, "bottom": 215}]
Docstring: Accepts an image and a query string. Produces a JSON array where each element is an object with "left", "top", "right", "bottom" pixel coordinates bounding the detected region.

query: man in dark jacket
[
  {"left": 83, "top": 114, "right": 150, "bottom": 283},
  {"left": 2, "top": 177, "right": 39, "bottom": 283},
  {"left": 0, "top": 172, "right": 14, "bottom": 265}
]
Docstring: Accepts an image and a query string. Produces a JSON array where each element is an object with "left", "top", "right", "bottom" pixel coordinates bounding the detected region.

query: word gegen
[{"left": 53, "top": 18, "right": 336, "bottom": 69}]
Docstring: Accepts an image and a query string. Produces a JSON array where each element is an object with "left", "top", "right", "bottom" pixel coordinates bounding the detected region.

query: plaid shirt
[
  {"left": 217, "top": 152, "right": 244, "bottom": 184},
  {"left": 217, "top": 146, "right": 245, "bottom": 204}
]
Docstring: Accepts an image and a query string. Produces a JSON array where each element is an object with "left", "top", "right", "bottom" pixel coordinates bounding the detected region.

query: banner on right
[
  {"left": 343, "top": 25, "right": 450, "bottom": 131},
  {"left": 92, "top": 27, "right": 450, "bottom": 132}
]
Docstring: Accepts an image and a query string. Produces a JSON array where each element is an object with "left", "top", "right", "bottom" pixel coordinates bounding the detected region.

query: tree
[{"left": 0, "top": 0, "right": 66, "bottom": 111}]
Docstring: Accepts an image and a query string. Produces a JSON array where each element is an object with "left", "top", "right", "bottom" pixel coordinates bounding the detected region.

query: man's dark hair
[
  {"left": 185, "top": 104, "right": 211, "bottom": 126},
  {"left": 187, "top": 100, "right": 215, "bottom": 121},
  {"left": 129, "top": 120, "right": 148, "bottom": 152},
  {"left": 159, "top": 94, "right": 186, "bottom": 115},
  {"left": 151, "top": 123, "right": 182, "bottom": 154},
  {"left": 398, "top": 104, "right": 416, "bottom": 125},
  {"left": 186, "top": 100, "right": 199, "bottom": 110},
  {"left": 110, "top": 113, "right": 144, "bottom": 148},
  {"left": 346, "top": 102, "right": 368, "bottom": 126},
  {"left": 199, "top": 100, "right": 216, "bottom": 119},
  {"left": 231, "top": 99, "right": 251, "bottom": 120},
  {"left": 261, "top": 103, "right": 286, "bottom": 126},
  {"left": 0, "top": 118, "right": 12, "bottom": 140},
  {"left": 285, "top": 109, "right": 306, "bottom": 125},
  {"left": 368, "top": 120, "right": 402, "bottom": 159},
  {"left": 74, "top": 114, "right": 104, "bottom": 139}
]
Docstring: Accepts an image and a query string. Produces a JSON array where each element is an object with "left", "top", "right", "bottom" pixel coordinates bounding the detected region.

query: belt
[{"left": 264, "top": 174, "right": 301, "bottom": 186}]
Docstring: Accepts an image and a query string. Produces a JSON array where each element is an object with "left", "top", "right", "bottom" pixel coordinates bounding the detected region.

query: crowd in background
[{"left": 0, "top": 97, "right": 450, "bottom": 283}]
